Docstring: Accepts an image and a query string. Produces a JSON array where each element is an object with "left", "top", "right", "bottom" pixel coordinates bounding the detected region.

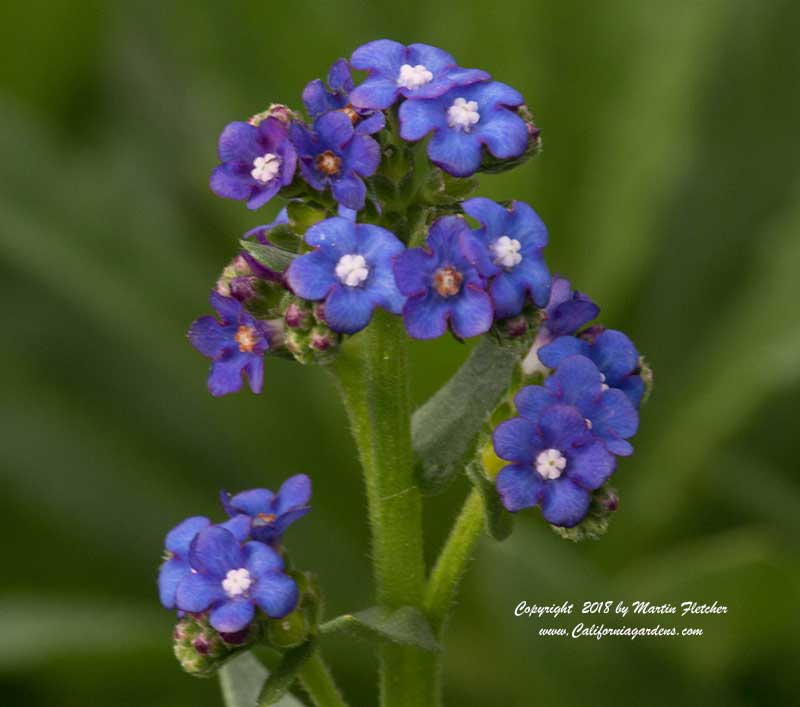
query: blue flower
[
  {"left": 158, "top": 515, "right": 250, "bottom": 610},
  {"left": 521, "top": 275, "right": 599, "bottom": 376},
  {"left": 514, "top": 355, "right": 638, "bottom": 456},
  {"left": 494, "top": 404, "right": 616, "bottom": 527},
  {"left": 285, "top": 217, "right": 405, "bottom": 334},
  {"left": 188, "top": 292, "right": 280, "bottom": 397},
  {"left": 349, "top": 39, "right": 489, "bottom": 110},
  {"left": 289, "top": 112, "right": 380, "bottom": 211},
  {"left": 399, "top": 81, "right": 528, "bottom": 177},
  {"left": 393, "top": 215, "right": 493, "bottom": 339},
  {"left": 221, "top": 474, "right": 312, "bottom": 545},
  {"left": 302, "top": 59, "right": 385, "bottom": 135},
  {"left": 210, "top": 118, "right": 297, "bottom": 210},
  {"left": 461, "top": 197, "right": 551, "bottom": 318},
  {"left": 175, "top": 527, "right": 298, "bottom": 633},
  {"left": 538, "top": 328, "right": 645, "bottom": 407}
]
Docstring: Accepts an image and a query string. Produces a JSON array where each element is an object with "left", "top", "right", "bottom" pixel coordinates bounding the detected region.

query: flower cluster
[{"left": 158, "top": 475, "right": 310, "bottom": 635}]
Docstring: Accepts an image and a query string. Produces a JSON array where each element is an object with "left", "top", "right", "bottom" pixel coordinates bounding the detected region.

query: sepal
[
  {"left": 173, "top": 614, "right": 259, "bottom": 678},
  {"left": 466, "top": 459, "right": 513, "bottom": 541}
]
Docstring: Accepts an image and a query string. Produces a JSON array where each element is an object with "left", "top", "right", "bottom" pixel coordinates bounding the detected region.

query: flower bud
[
  {"left": 551, "top": 485, "right": 619, "bottom": 542},
  {"left": 638, "top": 356, "right": 654, "bottom": 405},
  {"left": 248, "top": 103, "right": 300, "bottom": 126},
  {"left": 172, "top": 614, "right": 257, "bottom": 678},
  {"left": 266, "top": 608, "right": 309, "bottom": 649},
  {"left": 285, "top": 301, "right": 314, "bottom": 330}
]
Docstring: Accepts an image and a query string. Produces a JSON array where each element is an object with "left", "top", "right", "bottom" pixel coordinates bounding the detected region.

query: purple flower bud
[
  {"left": 309, "top": 326, "right": 335, "bottom": 352},
  {"left": 229, "top": 275, "right": 258, "bottom": 303},
  {"left": 284, "top": 301, "right": 313, "bottom": 330}
]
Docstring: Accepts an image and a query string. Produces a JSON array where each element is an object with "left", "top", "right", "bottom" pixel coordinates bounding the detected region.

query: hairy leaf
[
  {"left": 257, "top": 642, "right": 316, "bottom": 706},
  {"left": 320, "top": 606, "right": 440, "bottom": 652},
  {"left": 241, "top": 239, "right": 297, "bottom": 273}
]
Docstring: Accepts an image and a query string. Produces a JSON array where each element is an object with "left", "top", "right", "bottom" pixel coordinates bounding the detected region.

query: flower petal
[
  {"left": 305, "top": 216, "right": 358, "bottom": 250},
  {"left": 245, "top": 180, "right": 281, "bottom": 211},
  {"left": 159, "top": 557, "right": 191, "bottom": 608},
  {"left": 591, "top": 330, "right": 640, "bottom": 384},
  {"left": 514, "top": 385, "right": 557, "bottom": 422},
  {"left": 273, "top": 507, "right": 312, "bottom": 536},
  {"left": 356, "top": 111, "right": 386, "bottom": 135},
  {"left": 345, "top": 135, "right": 381, "bottom": 176},
  {"left": 302, "top": 78, "right": 332, "bottom": 118},
  {"left": 244, "top": 356, "right": 264, "bottom": 395},
  {"left": 493, "top": 417, "right": 539, "bottom": 463},
  {"left": 324, "top": 284, "right": 375, "bottom": 333},
  {"left": 210, "top": 163, "right": 253, "bottom": 200},
  {"left": 566, "top": 441, "right": 616, "bottom": 490},
  {"left": 489, "top": 271, "right": 528, "bottom": 319},
  {"left": 252, "top": 573, "right": 299, "bottom": 618},
  {"left": 189, "top": 526, "right": 243, "bottom": 577},
  {"left": 315, "top": 111, "right": 355, "bottom": 149},
  {"left": 207, "top": 354, "right": 247, "bottom": 397},
  {"left": 462, "top": 197, "right": 510, "bottom": 235},
  {"left": 514, "top": 255, "right": 551, "bottom": 308},
  {"left": 407, "top": 43, "right": 456, "bottom": 72},
  {"left": 427, "top": 128, "right": 483, "bottom": 177},
  {"left": 165, "top": 516, "right": 211, "bottom": 554},
  {"left": 399, "top": 97, "right": 446, "bottom": 141},
  {"left": 470, "top": 80, "right": 525, "bottom": 108},
  {"left": 496, "top": 463, "right": 544, "bottom": 511},
  {"left": 219, "top": 514, "right": 252, "bottom": 542},
  {"left": 450, "top": 284, "right": 494, "bottom": 338},
  {"left": 230, "top": 488, "right": 274, "bottom": 515},
  {"left": 209, "top": 291, "right": 243, "bottom": 322},
  {"left": 243, "top": 541, "right": 285, "bottom": 578},
  {"left": 545, "top": 354, "right": 604, "bottom": 407},
  {"left": 327, "top": 58, "right": 353, "bottom": 91},
  {"left": 393, "top": 247, "right": 435, "bottom": 296},
  {"left": 538, "top": 335, "right": 587, "bottom": 369},
  {"left": 217, "top": 121, "right": 259, "bottom": 162},
  {"left": 349, "top": 77, "right": 399, "bottom": 110},
  {"left": 176, "top": 572, "right": 226, "bottom": 612},
  {"left": 286, "top": 251, "right": 337, "bottom": 301},
  {"left": 537, "top": 404, "right": 592, "bottom": 450},
  {"left": 209, "top": 599, "right": 255, "bottom": 633},
  {"left": 477, "top": 109, "right": 528, "bottom": 159},
  {"left": 331, "top": 174, "right": 367, "bottom": 211},
  {"left": 540, "top": 480, "right": 591, "bottom": 527},
  {"left": 276, "top": 474, "right": 312, "bottom": 513},
  {"left": 402, "top": 292, "right": 449, "bottom": 340},
  {"left": 351, "top": 39, "right": 405, "bottom": 75}
]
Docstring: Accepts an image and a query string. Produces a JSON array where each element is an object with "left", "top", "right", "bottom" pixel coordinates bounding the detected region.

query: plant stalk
[{"left": 297, "top": 651, "right": 349, "bottom": 707}]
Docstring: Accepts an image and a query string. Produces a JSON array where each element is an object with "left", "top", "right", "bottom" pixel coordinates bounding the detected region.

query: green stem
[
  {"left": 425, "top": 489, "right": 485, "bottom": 632},
  {"left": 417, "top": 489, "right": 486, "bottom": 701},
  {"left": 330, "top": 312, "right": 428, "bottom": 707},
  {"left": 297, "top": 652, "right": 349, "bottom": 707}
]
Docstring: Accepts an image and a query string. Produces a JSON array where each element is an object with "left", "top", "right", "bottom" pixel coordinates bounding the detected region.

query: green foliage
[
  {"left": 321, "top": 607, "right": 441, "bottom": 653},
  {"left": 257, "top": 642, "right": 316, "bottom": 706},
  {"left": 2, "top": 1, "right": 800, "bottom": 706}
]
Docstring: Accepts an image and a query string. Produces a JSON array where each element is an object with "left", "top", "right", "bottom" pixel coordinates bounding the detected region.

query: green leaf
[
  {"left": 257, "top": 641, "right": 316, "bottom": 706},
  {"left": 241, "top": 239, "right": 297, "bottom": 273},
  {"left": 220, "top": 652, "right": 305, "bottom": 707},
  {"left": 267, "top": 223, "right": 303, "bottom": 252},
  {"left": 412, "top": 336, "right": 521, "bottom": 493},
  {"left": 466, "top": 460, "right": 513, "bottom": 541},
  {"left": 320, "top": 606, "right": 441, "bottom": 652}
]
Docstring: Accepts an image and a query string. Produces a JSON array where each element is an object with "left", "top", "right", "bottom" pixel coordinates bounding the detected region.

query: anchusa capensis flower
[
  {"left": 169, "top": 38, "right": 654, "bottom": 700},
  {"left": 158, "top": 476, "right": 318, "bottom": 674}
]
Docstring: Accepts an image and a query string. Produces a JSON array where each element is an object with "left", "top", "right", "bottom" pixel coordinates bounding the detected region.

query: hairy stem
[
  {"left": 418, "top": 489, "right": 486, "bottom": 700},
  {"left": 331, "top": 311, "right": 428, "bottom": 706},
  {"left": 297, "top": 651, "right": 349, "bottom": 707}
]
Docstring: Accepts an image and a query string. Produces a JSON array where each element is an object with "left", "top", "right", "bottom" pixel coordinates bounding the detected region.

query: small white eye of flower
[
  {"left": 491, "top": 235, "right": 523, "bottom": 268},
  {"left": 397, "top": 64, "right": 434, "bottom": 90},
  {"left": 251, "top": 153, "right": 281, "bottom": 183},
  {"left": 535, "top": 448, "right": 567, "bottom": 480},
  {"left": 335, "top": 254, "right": 370, "bottom": 287},
  {"left": 446, "top": 98, "right": 480, "bottom": 132},
  {"left": 222, "top": 568, "right": 252, "bottom": 598},
  {"left": 599, "top": 372, "right": 609, "bottom": 391}
]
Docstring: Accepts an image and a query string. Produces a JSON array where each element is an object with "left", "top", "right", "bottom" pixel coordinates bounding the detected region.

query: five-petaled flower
[
  {"left": 221, "top": 474, "right": 312, "bottom": 545},
  {"left": 494, "top": 404, "right": 616, "bottom": 527},
  {"left": 462, "top": 197, "right": 551, "bottom": 319},
  {"left": 210, "top": 118, "right": 297, "bottom": 210},
  {"left": 289, "top": 112, "right": 380, "bottom": 211},
  {"left": 158, "top": 515, "right": 250, "bottom": 610},
  {"left": 538, "top": 328, "right": 646, "bottom": 408},
  {"left": 302, "top": 58, "right": 386, "bottom": 135},
  {"left": 188, "top": 292, "right": 280, "bottom": 397},
  {"left": 513, "top": 355, "right": 639, "bottom": 457},
  {"left": 398, "top": 81, "right": 528, "bottom": 177},
  {"left": 286, "top": 217, "right": 405, "bottom": 334},
  {"left": 175, "top": 526, "right": 298, "bottom": 633},
  {"left": 349, "top": 40, "right": 489, "bottom": 110},
  {"left": 393, "top": 215, "right": 494, "bottom": 340}
]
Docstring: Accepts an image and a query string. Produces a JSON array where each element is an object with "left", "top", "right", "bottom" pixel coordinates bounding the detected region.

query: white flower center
[
  {"left": 222, "top": 568, "right": 252, "bottom": 598},
  {"left": 335, "top": 254, "right": 370, "bottom": 287},
  {"left": 251, "top": 153, "right": 281, "bottom": 183},
  {"left": 600, "top": 372, "right": 609, "bottom": 391},
  {"left": 397, "top": 64, "right": 433, "bottom": 90},
  {"left": 491, "top": 236, "right": 523, "bottom": 268},
  {"left": 447, "top": 98, "right": 480, "bottom": 132},
  {"left": 535, "top": 448, "right": 567, "bottom": 480}
]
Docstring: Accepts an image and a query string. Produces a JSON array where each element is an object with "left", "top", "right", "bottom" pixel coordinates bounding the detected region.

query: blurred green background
[{"left": 2, "top": 0, "right": 799, "bottom": 705}]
